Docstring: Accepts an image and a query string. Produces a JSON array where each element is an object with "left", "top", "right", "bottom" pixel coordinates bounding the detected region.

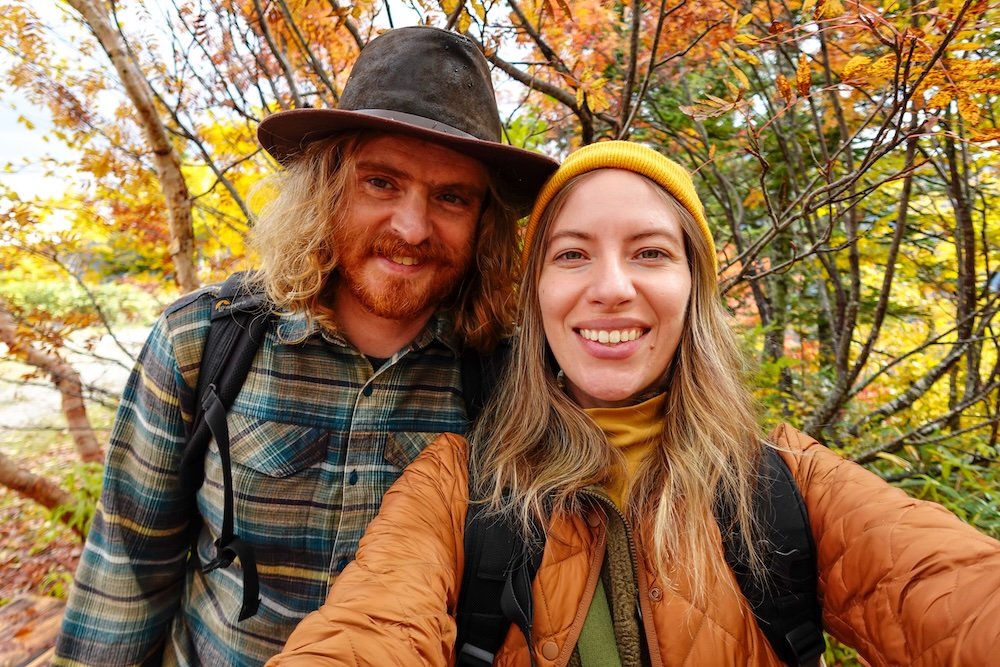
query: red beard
[{"left": 333, "top": 230, "right": 474, "bottom": 321}]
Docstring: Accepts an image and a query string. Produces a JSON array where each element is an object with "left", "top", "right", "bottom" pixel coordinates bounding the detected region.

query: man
[{"left": 54, "top": 26, "right": 556, "bottom": 666}]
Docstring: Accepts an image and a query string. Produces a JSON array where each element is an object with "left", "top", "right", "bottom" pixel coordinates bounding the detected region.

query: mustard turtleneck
[{"left": 584, "top": 393, "right": 665, "bottom": 510}]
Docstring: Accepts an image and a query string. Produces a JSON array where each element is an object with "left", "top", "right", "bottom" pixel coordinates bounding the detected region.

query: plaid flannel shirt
[{"left": 54, "top": 283, "right": 471, "bottom": 666}]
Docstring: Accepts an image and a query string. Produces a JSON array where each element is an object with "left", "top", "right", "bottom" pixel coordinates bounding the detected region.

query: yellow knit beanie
[{"left": 522, "top": 141, "right": 715, "bottom": 267}]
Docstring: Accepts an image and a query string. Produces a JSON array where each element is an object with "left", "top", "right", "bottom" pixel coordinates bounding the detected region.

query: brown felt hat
[{"left": 257, "top": 26, "right": 557, "bottom": 204}]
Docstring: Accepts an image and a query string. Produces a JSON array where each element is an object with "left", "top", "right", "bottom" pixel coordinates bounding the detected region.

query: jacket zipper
[{"left": 579, "top": 489, "right": 643, "bottom": 620}]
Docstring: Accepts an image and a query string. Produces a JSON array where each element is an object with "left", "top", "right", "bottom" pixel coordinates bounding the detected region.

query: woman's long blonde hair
[
  {"left": 469, "top": 171, "right": 767, "bottom": 603},
  {"left": 247, "top": 131, "right": 520, "bottom": 352}
]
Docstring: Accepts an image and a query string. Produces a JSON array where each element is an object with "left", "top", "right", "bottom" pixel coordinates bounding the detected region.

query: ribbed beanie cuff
[{"left": 522, "top": 141, "right": 714, "bottom": 267}]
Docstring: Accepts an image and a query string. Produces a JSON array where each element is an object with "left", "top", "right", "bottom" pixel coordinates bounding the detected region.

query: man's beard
[{"left": 334, "top": 230, "right": 474, "bottom": 321}]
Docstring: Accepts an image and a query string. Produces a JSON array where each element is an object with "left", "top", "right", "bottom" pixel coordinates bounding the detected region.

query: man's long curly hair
[{"left": 246, "top": 131, "right": 520, "bottom": 352}]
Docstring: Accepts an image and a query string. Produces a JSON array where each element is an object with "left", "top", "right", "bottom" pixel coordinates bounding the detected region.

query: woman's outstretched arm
[
  {"left": 267, "top": 433, "right": 472, "bottom": 667},
  {"left": 775, "top": 423, "right": 1000, "bottom": 667}
]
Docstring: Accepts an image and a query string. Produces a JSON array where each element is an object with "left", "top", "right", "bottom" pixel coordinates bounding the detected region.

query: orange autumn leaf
[
  {"left": 777, "top": 73, "right": 794, "bottom": 104},
  {"left": 796, "top": 55, "right": 812, "bottom": 96}
]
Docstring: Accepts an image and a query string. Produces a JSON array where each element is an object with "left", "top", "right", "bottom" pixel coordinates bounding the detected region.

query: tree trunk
[
  {"left": 0, "top": 449, "right": 84, "bottom": 538},
  {"left": 0, "top": 306, "right": 103, "bottom": 464},
  {"left": 65, "top": 0, "right": 200, "bottom": 293}
]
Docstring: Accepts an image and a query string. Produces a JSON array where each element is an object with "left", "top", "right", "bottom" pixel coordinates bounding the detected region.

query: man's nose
[{"left": 390, "top": 194, "right": 432, "bottom": 245}]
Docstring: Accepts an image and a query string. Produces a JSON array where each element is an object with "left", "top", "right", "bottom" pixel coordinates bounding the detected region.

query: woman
[{"left": 267, "top": 142, "right": 1000, "bottom": 666}]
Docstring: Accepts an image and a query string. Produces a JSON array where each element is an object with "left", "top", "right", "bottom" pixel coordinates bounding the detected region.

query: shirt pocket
[
  {"left": 225, "top": 414, "right": 328, "bottom": 478},
  {"left": 200, "top": 413, "right": 332, "bottom": 622}
]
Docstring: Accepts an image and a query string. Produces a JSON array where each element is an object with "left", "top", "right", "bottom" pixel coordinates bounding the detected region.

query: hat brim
[{"left": 258, "top": 108, "right": 557, "bottom": 214}]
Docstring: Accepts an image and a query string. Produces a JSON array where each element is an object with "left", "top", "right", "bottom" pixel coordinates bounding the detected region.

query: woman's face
[{"left": 538, "top": 169, "right": 692, "bottom": 408}]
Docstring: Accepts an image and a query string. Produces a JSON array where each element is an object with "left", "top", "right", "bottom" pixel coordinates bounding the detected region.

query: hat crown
[{"left": 338, "top": 26, "right": 502, "bottom": 142}]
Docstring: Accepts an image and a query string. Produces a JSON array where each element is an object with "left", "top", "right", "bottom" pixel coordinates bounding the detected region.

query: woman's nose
[{"left": 588, "top": 258, "right": 636, "bottom": 306}]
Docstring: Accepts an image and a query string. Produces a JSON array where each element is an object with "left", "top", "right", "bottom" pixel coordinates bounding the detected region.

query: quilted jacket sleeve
[
  {"left": 773, "top": 423, "right": 1000, "bottom": 667},
  {"left": 266, "top": 433, "right": 470, "bottom": 667}
]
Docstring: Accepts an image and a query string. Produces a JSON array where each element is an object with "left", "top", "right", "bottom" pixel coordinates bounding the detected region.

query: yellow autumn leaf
[
  {"left": 947, "top": 42, "right": 983, "bottom": 51},
  {"left": 867, "top": 54, "right": 899, "bottom": 82},
  {"left": 471, "top": 0, "right": 486, "bottom": 21},
  {"left": 926, "top": 88, "right": 954, "bottom": 108},
  {"left": 743, "top": 188, "right": 765, "bottom": 208},
  {"left": 801, "top": 0, "right": 817, "bottom": 14},
  {"left": 736, "top": 13, "right": 754, "bottom": 28},
  {"left": 841, "top": 55, "right": 871, "bottom": 80},
  {"left": 730, "top": 65, "right": 750, "bottom": 89},
  {"left": 875, "top": 452, "right": 911, "bottom": 470},
  {"left": 733, "top": 48, "right": 762, "bottom": 66},
  {"left": 817, "top": 0, "right": 844, "bottom": 19},
  {"left": 735, "top": 34, "right": 760, "bottom": 46},
  {"left": 724, "top": 80, "right": 741, "bottom": 97},
  {"left": 587, "top": 87, "right": 611, "bottom": 114},
  {"left": 957, "top": 95, "right": 981, "bottom": 125}
]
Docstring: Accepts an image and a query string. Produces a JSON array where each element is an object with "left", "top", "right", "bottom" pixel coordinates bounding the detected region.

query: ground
[
  {"left": 0, "top": 327, "right": 142, "bottom": 605},
  {"left": 0, "top": 481, "right": 82, "bottom": 602}
]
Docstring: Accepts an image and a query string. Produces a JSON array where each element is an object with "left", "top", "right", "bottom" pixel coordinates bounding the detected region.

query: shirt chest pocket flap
[{"left": 218, "top": 412, "right": 329, "bottom": 478}]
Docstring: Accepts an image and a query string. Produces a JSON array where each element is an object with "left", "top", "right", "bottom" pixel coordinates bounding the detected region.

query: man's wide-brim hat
[{"left": 257, "top": 26, "right": 557, "bottom": 204}]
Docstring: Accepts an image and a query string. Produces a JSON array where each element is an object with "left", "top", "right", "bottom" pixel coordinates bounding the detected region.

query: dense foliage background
[{"left": 1, "top": 1, "right": 997, "bottom": 662}]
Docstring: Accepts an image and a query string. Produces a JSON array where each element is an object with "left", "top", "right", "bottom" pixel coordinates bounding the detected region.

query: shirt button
[
  {"left": 337, "top": 557, "right": 349, "bottom": 572},
  {"left": 362, "top": 385, "right": 373, "bottom": 397},
  {"left": 348, "top": 470, "right": 359, "bottom": 485},
  {"left": 649, "top": 586, "right": 663, "bottom": 602},
  {"left": 541, "top": 641, "right": 559, "bottom": 660}
]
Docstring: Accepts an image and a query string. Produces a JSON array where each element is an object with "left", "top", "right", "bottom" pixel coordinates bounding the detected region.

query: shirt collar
[{"left": 274, "top": 309, "right": 461, "bottom": 356}]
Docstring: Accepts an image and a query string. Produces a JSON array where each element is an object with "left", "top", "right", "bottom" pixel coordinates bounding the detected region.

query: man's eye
[
  {"left": 440, "top": 193, "right": 465, "bottom": 205},
  {"left": 367, "top": 177, "right": 392, "bottom": 189}
]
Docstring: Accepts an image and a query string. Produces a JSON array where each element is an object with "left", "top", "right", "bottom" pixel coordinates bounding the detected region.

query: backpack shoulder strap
[
  {"left": 720, "top": 447, "right": 825, "bottom": 667},
  {"left": 460, "top": 338, "right": 512, "bottom": 423},
  {"left": 179, "top": 270, "right": 271, "bottom": 621},
  {"left": 456, "top": 501, "right": 544, "bottom": 667}
]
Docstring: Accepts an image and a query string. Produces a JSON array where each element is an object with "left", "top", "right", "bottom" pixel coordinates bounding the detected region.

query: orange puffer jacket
[{"left": 268, "top": 424, "right": 1000, "bottom": 667}]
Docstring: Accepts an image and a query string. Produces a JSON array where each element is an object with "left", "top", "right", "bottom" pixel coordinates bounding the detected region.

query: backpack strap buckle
[
  {"left": 456, "top": 643, "right": 495, "bottom": 667},
  {"left": 784, "top": 621, "right": 825, "bottom": 667}
]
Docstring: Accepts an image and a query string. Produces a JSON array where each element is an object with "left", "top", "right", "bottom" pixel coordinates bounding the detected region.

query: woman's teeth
[{"left": 579, "top": 328, "right": 642, "bottom": 344}]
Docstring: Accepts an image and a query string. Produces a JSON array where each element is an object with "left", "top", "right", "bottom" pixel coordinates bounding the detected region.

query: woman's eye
[
  {"left": 367, "top": 177, "right": 392, "bottom": 189},
  {"left": 637, "top": 248, "right": 667, "bottom": 260},
  {"left": 555, "top": 250, "right": 585, "bottom": 261}
]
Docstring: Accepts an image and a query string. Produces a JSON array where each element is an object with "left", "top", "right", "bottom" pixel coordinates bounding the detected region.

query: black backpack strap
[
  {"left": 719, "top": 447, "right": 825, "bottom": 666},
  {"left": 460, "top": 338, "right": 511, "bottom": 423},
  {"left": 180, "top": 271, "right": 270, "bottom": 621},
  {"left": 456, "top": 502, "right": 544, "bottom": 667}
]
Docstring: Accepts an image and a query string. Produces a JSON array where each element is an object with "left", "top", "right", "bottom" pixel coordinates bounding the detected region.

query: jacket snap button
[
  {"left": 541, "top": 641, "right": 559, "bottom": 660},
  {"left": 649, "top": 586, "right": 663, "bottom": 601},
  {"left": 586, "top": 512, "right": 600, "bottom": 527}
]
